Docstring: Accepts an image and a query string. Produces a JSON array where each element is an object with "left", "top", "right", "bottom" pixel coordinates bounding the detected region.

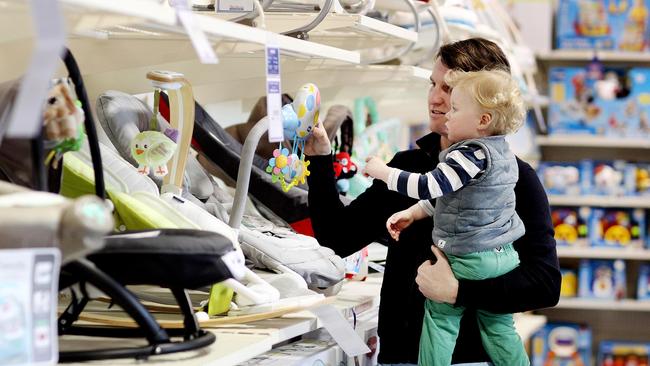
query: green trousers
[{"left": 418, "top": 243, "right": 529, "bottom": 366}]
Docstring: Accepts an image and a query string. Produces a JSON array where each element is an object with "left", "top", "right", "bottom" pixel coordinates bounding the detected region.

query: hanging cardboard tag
[
  {"left": 309, "top": 304, "right": 371, "bottom": 357},
  {"left": 5, "top": 0, "right": 65, "bottom": 139},
  {"left": 265, "top": 35, "right": 283, "bottom": 143},
  {"left": 0, "top": 248, "right": 60, "bottom": 365},
  {"left": 170, "top": 0, "right": 219, "bottom": 64}
]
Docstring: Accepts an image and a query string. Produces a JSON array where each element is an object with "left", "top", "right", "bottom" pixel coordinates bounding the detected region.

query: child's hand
[
  {"left": 363, "top": 155, "right": 390, "bottom": 182},
  {"left": 386, "top": 209, "right": 415, "bottom": 241}
]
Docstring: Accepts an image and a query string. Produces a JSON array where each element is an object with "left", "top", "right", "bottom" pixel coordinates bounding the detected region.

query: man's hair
[
  {"left": 445, "top": 69, "right": 525, "bottom": 135},
  {"left": 436, "top": 38, "right": 511, "bottom": 73}
]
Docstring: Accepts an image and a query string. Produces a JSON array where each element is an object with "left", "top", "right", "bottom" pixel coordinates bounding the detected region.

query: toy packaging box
[
  {"left": 552, "top": 207, "right": 591, "bottom": 246},
  {"left": 556, "top": 0, "right": 650, "bottom": 51},
  {"left": 598, "top": 341, "right": 650, "bottom": 365},
  {"left": 583, "top": 160, "right": 630, "bottom": 196},
  {"left": 531, "top": 323, "right": 592, "bottom": 366},
  {"left": 638, "top": 263, "right": 650, "bottom": 300},
  {"left": 538, "top": 161, "right": 590, "bottom": 195},
  {"left": 561, "top": 268, "right": 579, "bottom": 297},
  {"left": 549, "top": 67, "right": 650, "bottom": 138},
  {"left": 625, "top": 163, "right": 650, "bottom": 196},
  {"left": 579, "top": 259, "right": 627, "bottom": 299},
  {"left": 589, "top": 208, "right": 645, "bottom": 248}
]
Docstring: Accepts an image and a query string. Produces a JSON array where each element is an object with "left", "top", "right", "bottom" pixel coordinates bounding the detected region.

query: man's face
[{"left": 427, "top": 58, "right": 452, "bottom": 137}]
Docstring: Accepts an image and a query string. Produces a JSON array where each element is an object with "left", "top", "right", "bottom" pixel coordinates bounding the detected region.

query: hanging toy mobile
[
  {"left": 265, "top": 83, "right": 320, "bottom": 192},
  {"left": 130, "top": 88, "right": 178, "bottom": 177}
]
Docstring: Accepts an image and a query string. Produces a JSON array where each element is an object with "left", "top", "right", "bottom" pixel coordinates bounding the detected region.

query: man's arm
[
  {"left": 453, "top": 159, "right": 561, "bottom": 313},
  {"left": 307, "top": 152, "right": 419, "bottom": 258}
]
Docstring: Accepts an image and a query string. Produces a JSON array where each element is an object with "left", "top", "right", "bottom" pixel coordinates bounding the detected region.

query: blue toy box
[
  {"left": 590, "top": 208, "right": 645, "bottom": 248},
  {"left": 531, "top": 323, "right": 592, "bottom": 366},
  {"left": 582, "top": 160, "right": 630, "bottom": 196},
  {"left": 549, "top": 67, "right": 650, "bottom": 137},
  {"left": 638, "top": 264, "right": 650, "bottom": 300},
  {"left": 598, "top": 341, "right": 650, "bottom": 365},
  {"left": 625, "top": 163, "right": 650, "bottom": 196},
  {"left": 552, "top": 207, "right": 591, "bottom": 247},
  {"left": 556, "top": 0, "right": 650, "bottom": 51},
  {"left": 537, "top": 161, "right": 590, "bottom": 195},
  {"left": 579, "top": 259, "right": 627, "bottom": 299}
]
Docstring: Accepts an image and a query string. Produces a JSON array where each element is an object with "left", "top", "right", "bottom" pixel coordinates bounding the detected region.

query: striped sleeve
[{"left": 386, "top": 145, "right": 487, "bottom": 200}]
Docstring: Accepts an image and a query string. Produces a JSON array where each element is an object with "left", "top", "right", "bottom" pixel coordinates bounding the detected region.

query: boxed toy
[
  {"left": 625, "top": 163, "right": 650, "bottom": 196},
  {"left": 590, "top": 208, "right": 645, "bottom": 248},
  {"left": 638, "top": 263, "right": 650, "bottom": 300},
  {"left": 583, "top": 160, "right": 630, "bottom": 196},
  {"left": 561, "top": 268, "right": 579, "bottom": 297},
  {"left": 556, "top": 0, "right": 650, "bottom": 51},
  {"left": 598, "top": 341, "right": 650, "bottom": 365},
  {"left": 237, "top": 340, "right": 342, "bottom": 365},
  {"left": 578, "top": 259, "right": 626, "bottom": 299},
  {"left": 552, "top": 207, "right": 591, "bottom": 246},
  {"left": 548, "top": 67, "right": 650, "bottom": 137},
  {"left": 537, "top": 161, "right": 590, "bottom": 195},
  {"left": 531, "top": 323, "right": 592, "bottom": 366}
]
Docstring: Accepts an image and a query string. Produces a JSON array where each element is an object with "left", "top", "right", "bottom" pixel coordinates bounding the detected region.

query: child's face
[{"left": 445, "top": 88, "right": 485, "bottom": 143}]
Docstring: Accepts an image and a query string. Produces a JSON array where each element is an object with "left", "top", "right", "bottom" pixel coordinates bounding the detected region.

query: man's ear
[{"left": 478, "top": 112, "right": 492, "bottom": 130}]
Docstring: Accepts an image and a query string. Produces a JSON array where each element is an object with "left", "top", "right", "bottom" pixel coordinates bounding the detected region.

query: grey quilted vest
[{"left": 432, "top": 135, "right": 525, "bottom": 256}]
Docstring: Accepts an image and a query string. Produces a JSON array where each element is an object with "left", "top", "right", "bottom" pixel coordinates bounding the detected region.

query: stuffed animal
[
  {"left": 130, "top": 130, "right": 177, "bottom": 177},
  {"left": 43, "top": 82, "right": 83, "bottom": 141}
]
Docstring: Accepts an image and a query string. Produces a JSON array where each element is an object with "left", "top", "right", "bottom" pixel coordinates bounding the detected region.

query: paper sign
[
  {"left": 309, "top": 304, "right": 371, "bottom": 357},
  {"left": 5, "top": 0, "right": 65, "bottom": 139},
  {"left": 0, "top": 248, "right": 60, "bottom": 366},
  {"left": 217, "top": 0, "right": 255, "bottom": 12},
  {"left": 170, "top": 0, "right": 219, "bottom": 64},
  {"left": 265, "top": 36, "right": 283, "bottom": 143}
]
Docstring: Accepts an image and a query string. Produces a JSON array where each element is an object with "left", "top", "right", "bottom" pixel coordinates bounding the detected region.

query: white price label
[
  {"left": 171, "top": 0, "right": 219, "bottom": 64},
  {"left": 6, "top": 0, "right": 65, "bottom": 139},
  {"left": 0, "top": 248, "right": 60, "bottom": 366},
  {"left": 265, "top": 37, "right": 283, "bottom": 143},
  {"left": 217, "top": 0, "right": 255, "bottom": 13}
]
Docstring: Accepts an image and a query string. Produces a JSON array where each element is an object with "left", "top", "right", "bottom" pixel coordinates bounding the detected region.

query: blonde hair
[{"left": 444, "top": 69, "right": 526, "bottom": 135}]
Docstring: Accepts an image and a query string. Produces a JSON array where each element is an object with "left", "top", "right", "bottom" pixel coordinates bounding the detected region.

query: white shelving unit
[
  {"left": 557, "top": 247, "right": 650, "bottom": 260},
  {"left": 548, "top": 195, "right": 650, "bottom": 208},
  {"left": 554, "top": 298, "right": 650, "bottom": 312},
  {"left": 536, "top": 135, "right": 650, "bottom": 149},
  {"left": 212, "top": 12, "right": 418, "bottom": 52},
  {"left": 537, "top": 50, "right": 650, "bottom": 63}
]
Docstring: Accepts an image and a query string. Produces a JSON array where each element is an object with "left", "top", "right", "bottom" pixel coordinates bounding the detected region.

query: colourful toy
[
  {"left": 624, "top": 163, "right": 650, "bottom": 195},
  {"left": 578, "top": 259, "right": 626, "bottom": 299},
  {"left": 265, "top": 83, "right": 319, "bottom": 192},
  {"left": 561, "top": 269, "right": 579, "bottom": 297},
  {"left": 531, "top": 323, "right": 592, "bottom": 366},
  {"left": 43, "top": 78, "right": 86, "bottom": 168},
  {"left": 590, "top": 208, "right": 645, "bottom": 248},
  {"left": 537, "top": 161, "right": 589, "bottom": 195},
  {"left": 583, "top": 160, "right": 629, "bottom": 196},
  {"left": 130, "top": 89, "right": 178, "bottom": 177},
  {"left": 598, "top": 341, "right": 650, "bottom": 365},
  {"left": 552, "top": 207, "right": 591, "bottom": 246},
  {"left": 557, "top": 0, "right": 650, "bottom": 50},
  {"left": 638, "top": 264, "right": 650, "bottom": 300}
]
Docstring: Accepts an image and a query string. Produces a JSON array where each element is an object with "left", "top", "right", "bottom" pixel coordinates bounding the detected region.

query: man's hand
[
  {"left": 304, "top": 122, "right": 331, "bottom": 156},
  {"left": 386, "top": 209, "right": 415, "bottom": 241},
  {"left": 363, "top": 156, "right": 391, "bottom": 182},
  {"left": 416, "top": 246, "right": 459, "bottom": 304}
]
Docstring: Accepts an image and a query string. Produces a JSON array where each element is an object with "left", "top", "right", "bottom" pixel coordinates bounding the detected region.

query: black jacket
[{"left": 306, "top": 133, "right": 561, "bottom": 364}]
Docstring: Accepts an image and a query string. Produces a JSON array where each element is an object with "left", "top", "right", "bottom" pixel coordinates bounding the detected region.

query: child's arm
[
  {"left": 366, "top": 145, "right": 487, "bottom": 200},
  {"left": 386, "top": 201, "right": 431, "bottom": 241}
]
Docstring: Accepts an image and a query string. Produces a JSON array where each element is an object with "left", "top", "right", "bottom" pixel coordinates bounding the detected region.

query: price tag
[
  {"left": 0, "top": 248, "right": 60, "bottom": 365},
  {"left": 170, "top": 0, "right": 219, "bottom": 64},
  {"left": 265, "top": 36, "right": 283, "bottom": 143},
  {"left": 217, "top": 0, "right": 254, "bottom": 13},
  {"left": 5, "top": 0, "right": 65, "bottom": 139},
  {"left": 309, "top": 305, "right": 371, "bottom": 357}
]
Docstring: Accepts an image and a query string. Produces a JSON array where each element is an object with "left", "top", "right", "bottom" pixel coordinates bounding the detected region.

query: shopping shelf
[
  {"left": 553, "top": 298, "right": 650, "bottom": 312},
  {"left": 536, "top": 135, "right": 650, "bottom": 149},
  {"left": 548, "top": 195, "right": 650, "bottom": 208},
  {"left": 537, "top": 50, "right": 650, "bottom": 63},
  {"left": 557, "top": 247, "right": 650, "bottom": 260}
]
